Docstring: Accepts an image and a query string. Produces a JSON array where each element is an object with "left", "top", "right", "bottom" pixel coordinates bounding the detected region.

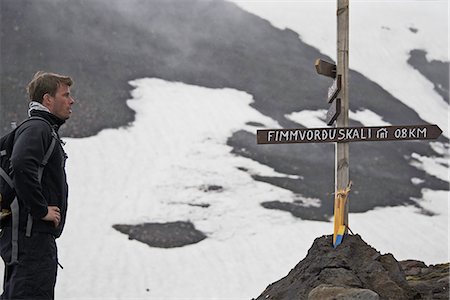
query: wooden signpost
[
  {"left": 256, "top": 0, "right": 443, "bottom": 248},
  {"left": 335, "top": 0, "right": 350, "bottom": 247}
]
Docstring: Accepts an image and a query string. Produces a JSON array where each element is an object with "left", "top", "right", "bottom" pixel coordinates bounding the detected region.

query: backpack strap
[
  {"left": 0, "top": 167, "right": 14, "bottom": 190},
  {"left": 8, "top": 198, "right": 19, "bottom": 265},
  {"left": 37, "top": 131, "right": 57, "bottom": 185},
  {"left": 0, "top": 147, "right": 14, "bottom": 190}
]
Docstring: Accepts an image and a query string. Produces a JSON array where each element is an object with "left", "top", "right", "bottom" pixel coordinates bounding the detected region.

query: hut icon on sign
[{"left": 376, "top": 128, "right": 388, "bottom": 139}]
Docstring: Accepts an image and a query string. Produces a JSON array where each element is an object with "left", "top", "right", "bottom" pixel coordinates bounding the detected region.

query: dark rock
[
  {"left": 255, "top": 235, "right": 422, "bottom": 300},
  {"left": 409, "top": 27, "right": 419, "bottom": 33},
  {"left": 112, "top": 221, "right": 207, "bottom": 248},
  {"left": 400, "top": 260, "right": 427, "bottom": 276},
  {"left": 188, "top": 203, "right": 210, "bottom": 208},
  {"left": 246, "top": 121, "right": 265, "bottom": 127},
  {"left": 199, "top": 184, "right": 223, "bottom": 192},
  {"left": 400, "top": 260, "right": 449, "bottom": 299},
  {"left": 308, "top": 284, "right": 379, "bottom": 300}
]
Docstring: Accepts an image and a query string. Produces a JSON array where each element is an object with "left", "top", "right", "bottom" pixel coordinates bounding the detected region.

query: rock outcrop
[{"left": 255, "top": 235, "right": 448, "bottom": 300}]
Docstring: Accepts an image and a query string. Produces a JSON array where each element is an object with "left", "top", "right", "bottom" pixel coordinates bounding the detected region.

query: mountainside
[{"left": 1, "top": 0, "right": 448, "bottom": 221}]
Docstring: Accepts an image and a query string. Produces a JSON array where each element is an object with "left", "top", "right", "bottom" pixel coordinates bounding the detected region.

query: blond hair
[{"left": 27, "top": 71, "right": 73, "bottom": 103}]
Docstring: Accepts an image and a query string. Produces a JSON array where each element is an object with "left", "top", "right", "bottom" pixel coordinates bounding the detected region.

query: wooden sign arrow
[
  {"left": 257, "top": 125, "right": 442, "bottom": 144},
  {"left": 328, "top": 75, "right": 341, "bottom": 103},
  {"left": 315, "top": 59, "right": 336, "bottom": 79},
  {"left": 326, "top": 98, "right": 341, "bottom": 126}
]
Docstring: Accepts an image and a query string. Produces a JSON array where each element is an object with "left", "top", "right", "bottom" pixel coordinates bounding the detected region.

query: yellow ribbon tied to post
[{"left": 333, "top": 181, "right": 352, "bottom": 248}]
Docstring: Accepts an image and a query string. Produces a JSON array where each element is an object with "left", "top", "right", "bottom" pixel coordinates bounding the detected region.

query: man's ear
[{"left": 42, "top": 93, "right": 53, "bottom": 110}]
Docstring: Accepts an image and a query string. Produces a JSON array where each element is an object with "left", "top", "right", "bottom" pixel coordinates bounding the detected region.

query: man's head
[{"left": 27, "top": 71, "right": 75, "bottom": 120}]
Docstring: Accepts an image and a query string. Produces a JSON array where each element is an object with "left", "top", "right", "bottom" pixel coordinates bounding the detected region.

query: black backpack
[{"left": 0, "top": 116, "right": 57, "bottom": 265}]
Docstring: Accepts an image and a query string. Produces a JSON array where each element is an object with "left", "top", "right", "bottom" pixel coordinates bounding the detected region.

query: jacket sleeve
[{"left": 10, "top": 121, "right": 51, "bottom": 219}]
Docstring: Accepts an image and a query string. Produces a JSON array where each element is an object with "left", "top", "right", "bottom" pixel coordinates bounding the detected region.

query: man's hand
[{"left": 42, "top": 206, "right": 61, "bottom": 227}]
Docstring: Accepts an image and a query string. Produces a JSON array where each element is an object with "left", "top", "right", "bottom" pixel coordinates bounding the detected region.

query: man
[{"left": 0, "top": 71, "right": 75, "bottom": 299}]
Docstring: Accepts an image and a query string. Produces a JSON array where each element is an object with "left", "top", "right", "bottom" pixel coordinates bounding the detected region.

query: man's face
[{"left": 45, "top": 84, "right": 75, "bottom": 120}]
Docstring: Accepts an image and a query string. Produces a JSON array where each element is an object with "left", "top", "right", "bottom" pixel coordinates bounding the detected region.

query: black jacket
[{"left": 10, "top": 110, "right": 68, "bottom": 237}]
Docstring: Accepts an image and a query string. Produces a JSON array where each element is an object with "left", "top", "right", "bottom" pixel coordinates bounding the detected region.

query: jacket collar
[{"left": 28, "top": 102, "right": 65, "bottom": 129}]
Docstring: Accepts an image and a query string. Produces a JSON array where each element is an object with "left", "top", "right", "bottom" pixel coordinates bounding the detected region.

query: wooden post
[{"left": 336, "top": 0, "right": 350, "bottom": 232}]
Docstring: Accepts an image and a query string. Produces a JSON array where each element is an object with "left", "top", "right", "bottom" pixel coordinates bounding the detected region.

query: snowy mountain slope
[{"left": 59, "top": 79, "right": 448, "bottom": 298}]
